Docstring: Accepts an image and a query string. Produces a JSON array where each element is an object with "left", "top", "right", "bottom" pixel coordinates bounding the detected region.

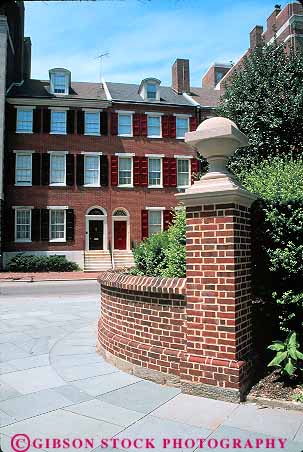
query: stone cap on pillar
[{"left": 177, "top": 117, "right": 257, "bottom": 208}]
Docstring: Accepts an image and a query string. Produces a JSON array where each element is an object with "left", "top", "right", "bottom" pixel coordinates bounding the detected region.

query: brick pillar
[{"left": 177, "top": 117, "right": 257, "bottom": 402}]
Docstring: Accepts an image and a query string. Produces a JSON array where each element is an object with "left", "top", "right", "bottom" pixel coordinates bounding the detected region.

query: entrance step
[
  {"left": 113, "top": 250, "right": 135, "bottom": 269},
  {"left": 84, "top": 251, "right": 112, "bottom": 272}
]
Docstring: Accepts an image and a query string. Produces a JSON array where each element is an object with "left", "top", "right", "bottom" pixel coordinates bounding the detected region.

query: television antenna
[{"left": 95, "top": 52, "right": 110, "bottom": 82}]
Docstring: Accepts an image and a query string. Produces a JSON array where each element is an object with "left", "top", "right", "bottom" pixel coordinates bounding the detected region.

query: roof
[
  {"left": 106, "top": 82, "right": 193, "bottom": 106},
  {"left": 189, "top": 87, "right": 222, "bottom": 108},
  {"left": 8, "top": 79, "right": 107, "bottom": 100}
]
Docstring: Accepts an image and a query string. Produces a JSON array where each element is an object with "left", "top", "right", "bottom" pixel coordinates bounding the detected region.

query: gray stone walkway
[{"left": 0, "top": 281, "right": 303, "bottom": 452}]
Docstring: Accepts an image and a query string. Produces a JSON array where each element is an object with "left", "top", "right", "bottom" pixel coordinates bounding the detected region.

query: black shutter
[
  {"left": 66, "top": 154, "right": 74, "bottom": 186},
  {"left": 66, "top": 209, "right": 75, "bottom": 241},
  {"left": 6, "top": 152, "right": 16, "bottom": 185},
  {"left": 100, "top": 111, "right": 108, "bottom": 135},
  {"left": 6, "top": 105, "right": 17, "bottom": 132},
  {"left": 41, "top": 153, "right": 50, "bottom": 185},
  {"left": 33, "top": 108, "right": 42, "bottom": 133},
  {"left": 43, "top": 109, "right": 51, "bottom": 133},
  {"left": 76, "top": 154, "right": 84, "bottom": 186},
  {"left": 99, "top": 155, "right": 108, "bottom": 187},
  {"left": 67, "top": 110, "right": 75, "bottom": 134},
  {"left": 32, "top": 153, "right": 41, "bottom": 186},
  {"left": 77, "top": 110, "right": 84, "bottom": 134},
  {"left": 41, "top": 209, "right": 49, "bottom": 241},
  {"left": 31, "top": 209, "right": 41, "bottom": 241},
  {"left": 4, "top": 207, "right": 15, "bottom": 242}
]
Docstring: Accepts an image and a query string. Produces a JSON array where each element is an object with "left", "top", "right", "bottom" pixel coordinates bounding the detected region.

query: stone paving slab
[
  {"left": 5, "top": 354, "right": 50, "bottom": 371},
  {"left": 74, "top": 372, "right": 140, "bottom": 396},
  {"left": 0, "top": 272, "right": 100, "bottom": 282},
  {"left": 0, "top": 366, "right": 66, "bottom": 394}
]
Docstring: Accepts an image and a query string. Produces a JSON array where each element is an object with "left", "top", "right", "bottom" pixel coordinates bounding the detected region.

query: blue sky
[{"left": 25, "top": 0, "right": 287, "bottom": 87}]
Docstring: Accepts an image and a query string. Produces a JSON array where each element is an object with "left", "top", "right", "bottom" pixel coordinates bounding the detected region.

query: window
[
  {"left": 84, "top": 155, "right": 100, "bottom": 186},
  {"left": 177, "top": 159, "right": 190, "bottom": 188},
  {"left": 118, "top": 157, "right": 132, "bottom": 186},
  {"left": 148, "top": 210, "right": 162, "bottom": 236},
  {"left": 16, "top": 109, "right": 33, "bottom": 133},
  {"left": 15, "top": 209, "right": 31, "bottom": 242},
  {"left": 148, "top": 158, "right": 161, "bottom": 187},
  {"left": 118, "top": 113, "right": 132, "bottom": 136},
  {"left": 50, "top": 154, "right": 66, "bottom": 185},
  {"left": 176, "top": 117, "right": 189, "bottom": 139},
  {"left": 53, "top": 73, "right": 67, "bottom": 94},
  {"left": 50, "top": 209, "right": 66, "bottom": 241},
  {"left": 15, "top": 153, "right": 32, "bottom": 186},
  {"left": 84, "top": 112, "right": 100, "bottom": 135},
  {"left": 147, "top": 83, "right": 157, "bottom": 100},
  {"left": 147, "top": 115, "right": 161, "bottom": 138},
  {"left": 50, "top": 110, "right": 67, "bottom": 134}
]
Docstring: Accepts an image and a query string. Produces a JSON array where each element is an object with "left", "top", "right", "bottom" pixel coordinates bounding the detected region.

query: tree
[{"left": 217, "top": 40, "right": 303, "bottom": 175}]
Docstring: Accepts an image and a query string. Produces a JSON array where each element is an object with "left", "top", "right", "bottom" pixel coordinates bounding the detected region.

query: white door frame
[
  {"left": 112, "top": 208, "right": 130, "bottom": 251},
  {"left": 85, "top": 207, "right": 108, "bottom": 251}
]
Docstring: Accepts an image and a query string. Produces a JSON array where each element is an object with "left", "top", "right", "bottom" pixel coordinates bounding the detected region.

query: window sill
[
  {"left": 49, "top": 132, "right": 67, "bottom": 135},
  {"left": 15, "top": 183, "right": 32, "bottom": 187},
  {"left": 84, "top": 133, "right": 101, "bottom": 136},
  {"left": 16, "top": 131, "right": 33, "bottom": 134},
  {"left": 147, "top": 136, "right": 162, "bottom": 139},
  {"left": 15, "top": 240, "right": 32, "bottom": 243},
  {"left": 83, "top": 184, "right": 101, "bottom": 188},
  {"left": 49, "top": 183, "right": 66, "bottom": 187},
  {"left": 148, "top": 185, "right": 163, "bottom": 189},
  {"left": 177, "top": 186, "right": 190, "bottom": 189},
  {"left": 49, "top": 239, "right": 66, "bottom": 243},
  {"left": 176, "top": 137, "right": 186, "bottom": 140},
  {"left": 118, "top": 184, "right": 134, "bottom": 188},
  {"left": 118, "top": 134, "right": 133, "bottom": 138}
]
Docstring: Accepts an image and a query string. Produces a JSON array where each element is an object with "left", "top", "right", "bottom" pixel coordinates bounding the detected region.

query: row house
[{"left": 3, "top": 64, "right": 203, "bottom": 270}]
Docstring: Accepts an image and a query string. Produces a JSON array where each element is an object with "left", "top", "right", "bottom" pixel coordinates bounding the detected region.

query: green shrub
[
  {"left": 132, "top": 208, "right": 186, "bottom": 278},
  {"left": 268, "top": 332, "right": 303, "bottom": 377},
  {"left": 7, "top": 254, "right": 80, "bottom": 272}
]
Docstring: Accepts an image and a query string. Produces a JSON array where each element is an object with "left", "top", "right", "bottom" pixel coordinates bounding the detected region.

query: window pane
[
  {"left": 147, "top": 116, "right": 161, "bottom": 137},
  {"left": 50, "top": 210, "right": 65, "bottom": 240},
  {"left": 50, "top": 155, "right": 65, "bottom": 184},
  {"left": 51, "top": 111, "right": 66, "bottom": 134},
  {"left": 148, "top": 210, "right": 162, "bottom": 236},
  {"left": 85, "top": 112, "right": 100, "bottom": 135},
  {"left": 147, "top": 84, "right": 157, "bottom": 99},
  {"left": 119, "top": 157, "right": 132, "bottom": 185},
  {"left": 16, "top": 209, "right": 31, "bottom": 241},
  {"left": 118, "top": 114, "right": 132, "bottom": 135},
  {"left": 16, "top": 154, "right": 32, "bottom": 185},
  {"left": 53, "top": 74, "right": 66, "bottom": 93},
  {"left": 148, "top": 158, "right": 161, "bottom": 186},
  {"left": 84, "top": 155, "right": 99, "bottom": 185},
  {"left": 16, "top": 109, "right": 33, "bottom": 133},
  {"left": 177, "top": 159, "right": 190, "bottom": 187},
  {"left": 176, "top": 118, "right": 189, "bottom": 138}
]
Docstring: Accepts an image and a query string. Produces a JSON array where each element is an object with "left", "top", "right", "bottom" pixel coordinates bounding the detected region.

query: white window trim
[
  {"left": 147, "top": 114, "right": 162, "bottom": 139},
  {"left": 117, "top": 112, "right": 133, "bottom": 137},
  {"left": 83, "top": 154, "right": 101, "bottom": 187},
  {"left": 148, "top": 157, "right": 163, "bottom": 189},
  {"left": 147, "top": 209, "right": 163, "bottom": 236},
  {"left": 84, "top": 110, "right": 101, "bottom": 136},
  {"left": 50, "top": 109, "right": 67, "bottom": 135},
  {"left": 50, "top": 72, "right": 69, "bottom": 96},
  {"left": 176, "top": 157, "right": 191, "bottom": 189},
  {"left": 115, "top": 153, "right": 135, "bottom": 157},
  {"left": 49, "top": 152, "right": 67, "bottom": 187},
  {"left": 16, "top": 107, "right": 34, "bottom": 134},
  {"left": 14, "top": 207, "right": 32, "bottom": 243},
  {"left": 118, "top": 156, "right": 133, "bottom": 188},
  {"left": 175, "top": 116, "right": 190, "bottom": 140},
  {"left": 48, "top": 208, "right": 67, "bottom": 243},
  {"left": 14, "top": 151, "right": 34, "bottom": 187}
]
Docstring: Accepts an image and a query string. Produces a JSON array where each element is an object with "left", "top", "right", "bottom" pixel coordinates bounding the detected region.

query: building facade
[{"left": 3, "top": 61, "right": 206, "bottom": 270}]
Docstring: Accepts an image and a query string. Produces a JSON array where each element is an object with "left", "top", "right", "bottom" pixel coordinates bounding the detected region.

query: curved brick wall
[{"left": 97, "top": 271, "right": 186, "bottom": 386}]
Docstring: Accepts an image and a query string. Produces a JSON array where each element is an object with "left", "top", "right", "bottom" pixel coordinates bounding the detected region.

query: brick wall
[{"left": 97, "top": 272, "right": 186, "bottom": 386}]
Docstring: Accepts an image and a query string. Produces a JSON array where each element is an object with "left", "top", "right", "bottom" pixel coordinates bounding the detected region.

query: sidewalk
[{"left": 0, "top": 271, "right": 100, "bottom": 282}]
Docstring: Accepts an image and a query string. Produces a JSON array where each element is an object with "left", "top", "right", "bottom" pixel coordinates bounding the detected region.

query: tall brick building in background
[{"left": 0, "top": 1, "right": 302, "bottom": 270}]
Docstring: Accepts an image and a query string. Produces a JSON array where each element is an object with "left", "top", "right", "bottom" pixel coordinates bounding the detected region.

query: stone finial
[{"left": 177, "top": 117, "right": 257, "bottom": 207}]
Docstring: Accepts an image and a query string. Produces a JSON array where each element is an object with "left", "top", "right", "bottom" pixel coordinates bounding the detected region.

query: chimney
[
  {"left": 250, "top": 25, "right": 263, "bottom": 49},
  {"left": 172, "top": 59, "right": 190, "bottom": 94},
  {"left": 267, "top": 4, "right": 281, "bottom": 34},
  {"left": 23, "top": 37, "right": 31, "bottom": 79}
]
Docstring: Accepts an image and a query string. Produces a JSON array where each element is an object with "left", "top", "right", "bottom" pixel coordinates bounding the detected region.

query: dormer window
[
  {"left": 49, "top": 68, "right": 71, "bottom": 95},
  {"left": 139, "top": 78, "right": 161, "bottom": 101}
]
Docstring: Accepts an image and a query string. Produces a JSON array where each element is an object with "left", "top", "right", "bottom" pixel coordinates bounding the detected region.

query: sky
[{"left": 24, "top": 0, "right": 289, "bottom": 87}]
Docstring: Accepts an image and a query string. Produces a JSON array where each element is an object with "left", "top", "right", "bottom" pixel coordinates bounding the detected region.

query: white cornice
[{"left": 7, "top": 97, "right": 111, "bottom": 109}]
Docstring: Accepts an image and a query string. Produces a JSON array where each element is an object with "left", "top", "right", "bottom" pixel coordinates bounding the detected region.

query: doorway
[
  {"left": 112, "top": 208, "right": 130, "bottom": 251},
  {"left": 89, "top": 220, "right": 104, "bottom": 250},
  {"left": 85, "top": 207, "right": 107, "bottom": 251}
]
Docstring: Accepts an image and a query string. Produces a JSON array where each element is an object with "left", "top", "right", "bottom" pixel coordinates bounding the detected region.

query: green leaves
[{"left": 267, "top": 331, "right": 303, "bottom": 377}]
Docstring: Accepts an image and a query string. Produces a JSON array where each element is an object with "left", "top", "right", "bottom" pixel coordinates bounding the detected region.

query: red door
[{"left": 114, "top": 221, "right": 127, "bottom": 250}]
